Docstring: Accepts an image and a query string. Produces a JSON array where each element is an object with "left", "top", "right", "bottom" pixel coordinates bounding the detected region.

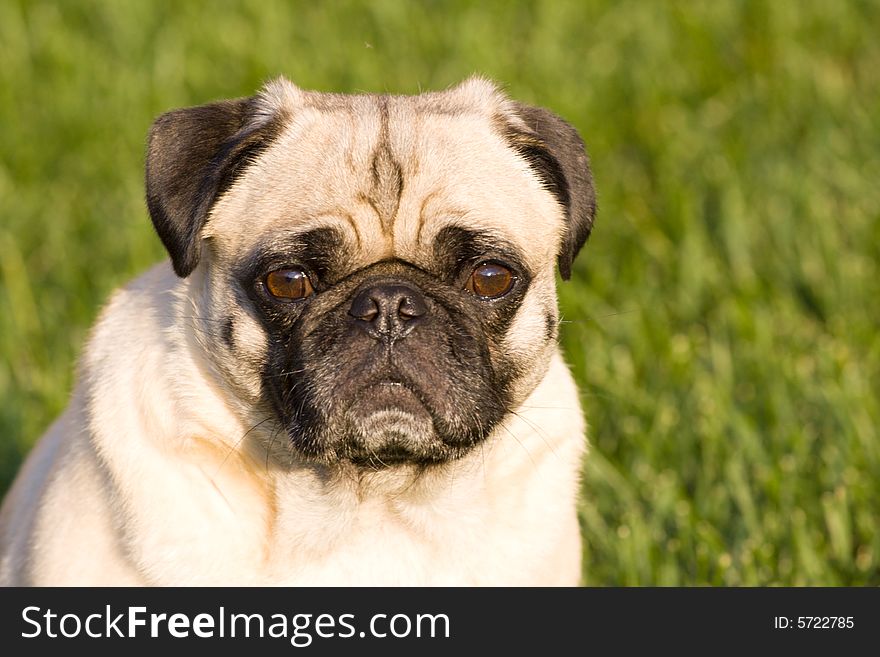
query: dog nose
[{"left": 349, "top": 283, "right": 428, "bottom": 341}]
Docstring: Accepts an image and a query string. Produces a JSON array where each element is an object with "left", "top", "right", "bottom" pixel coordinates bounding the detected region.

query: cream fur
[
  {"left": 0, "top": 78, "right": 589, "bottom": 585},
  {"left": 0, "top": 263, "right": 585, "bottom": 585}
]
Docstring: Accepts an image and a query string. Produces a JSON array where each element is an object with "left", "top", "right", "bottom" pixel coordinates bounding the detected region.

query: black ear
[
  {"left": 505, "top": 103, "right": 596, "bottom": 280},
  {"left": 145, "top": 97, "right": 283, "bottom": 277}
]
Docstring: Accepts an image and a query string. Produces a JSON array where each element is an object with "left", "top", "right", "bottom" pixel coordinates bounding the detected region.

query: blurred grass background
[{"left": 1, "top": 0, "right": 878, "bottom": 585}]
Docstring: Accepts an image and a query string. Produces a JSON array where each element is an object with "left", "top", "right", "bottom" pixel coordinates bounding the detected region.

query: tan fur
[{"left": 0, "top": 78, "right": 588, "bottom": 585}]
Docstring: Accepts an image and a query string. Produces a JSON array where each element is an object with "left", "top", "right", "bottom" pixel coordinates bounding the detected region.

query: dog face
[{"left": 145, "top": 78, "right": 595, "bottom": 467}]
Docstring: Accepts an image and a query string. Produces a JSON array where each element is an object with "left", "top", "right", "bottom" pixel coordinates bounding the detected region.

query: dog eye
[
  {"left": 466, "top": 262, "right": 514, "bottom": 299},
  {"left": 265, "top": 268, "right": 314, "bottom": 301}
]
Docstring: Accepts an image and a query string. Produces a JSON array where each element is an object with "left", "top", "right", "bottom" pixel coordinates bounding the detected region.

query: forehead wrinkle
[
  {"left": 365, "top": 96, "right": 404, "bottom": 238},
  {"left": 383, "top": 110, "right": 439, "bottom": 260},
  {"left": 397, "top": 111, "right": 562, "bottom": 271},
  {"left": 213, "top": 89, "right": 560, "bottom": 274},
  {"left": 307, "top": 206, "right": 394, "bottom": 269},
  {"left": 417, "top": 198, "right": 473, "bottom": 251}
]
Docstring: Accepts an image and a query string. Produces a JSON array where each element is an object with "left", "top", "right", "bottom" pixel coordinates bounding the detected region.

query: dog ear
[
  {"left": 504, "top": 103, "right": 596, "bottom": 280},
  {"left": 145, "top": 97, "right": 282, "bottom": 277}
]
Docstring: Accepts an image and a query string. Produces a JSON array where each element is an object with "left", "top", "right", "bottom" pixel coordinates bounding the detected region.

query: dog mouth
[
  {"left": 263, "top": 276, "right": 509, "bottom": 466},
  {"left": 342, "top": 377, "right": 434, "bottom": 447},
  {"left": 347, "top": 377, "right": 431, "bottom": 419},
  {"left": 313, "top": 375, "right": 455, "bottom": 467}
]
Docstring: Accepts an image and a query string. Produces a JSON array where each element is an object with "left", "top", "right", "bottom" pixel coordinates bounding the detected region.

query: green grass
[{"left": 1, "top": 0, "right": 878, "bottom": 585}]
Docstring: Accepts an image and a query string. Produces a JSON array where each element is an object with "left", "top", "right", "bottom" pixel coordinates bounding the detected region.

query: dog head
[{"left": 145, "top": 77, "right": 595, "bottom": 467}]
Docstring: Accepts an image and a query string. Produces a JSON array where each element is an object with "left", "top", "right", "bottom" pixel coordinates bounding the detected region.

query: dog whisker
[
  {"left": 213, "top": 415, "right": 276, "bottom": 478},
  {"left": 558, "top": 308, "right": 638, "bottom": 325},
  {"left": 6, "top": 78, "right": 592, "bottom": 586},
  {"left": 507, "top": 408, "right": 560, "bottom": 463}
]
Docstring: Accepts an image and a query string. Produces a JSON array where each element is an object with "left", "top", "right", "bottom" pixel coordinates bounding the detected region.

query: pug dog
[{"left": 0, "top": 77, "right": 596, "bottom": 585}]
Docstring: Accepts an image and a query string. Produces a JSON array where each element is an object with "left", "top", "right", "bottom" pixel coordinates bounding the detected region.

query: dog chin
[
  {"left": 335, "top": 403, "right": 453, "bottom": 466},
  {"left": 288, "top": 380, "right": 447, "bottom": 467}
]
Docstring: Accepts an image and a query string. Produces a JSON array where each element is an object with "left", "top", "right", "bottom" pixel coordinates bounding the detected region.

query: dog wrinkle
[{"left": 367, "top": 96, "right": 404, "bottom": 235}]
